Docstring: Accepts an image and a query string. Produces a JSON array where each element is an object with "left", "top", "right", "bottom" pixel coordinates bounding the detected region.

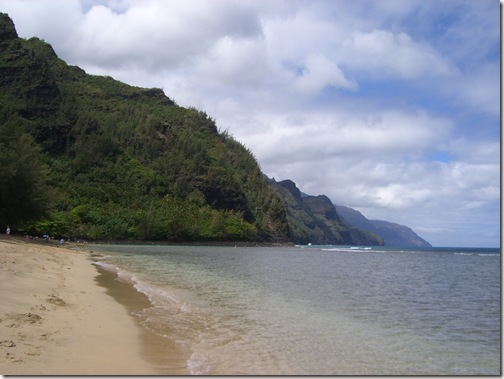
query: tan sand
[{"left": 0, "top": 237, "right": 164, "bottom": 375}]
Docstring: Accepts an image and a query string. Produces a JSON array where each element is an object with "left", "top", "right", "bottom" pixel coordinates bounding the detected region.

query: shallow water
[{"left": 90, "top": 245, "right": 500, "bottom": 375}]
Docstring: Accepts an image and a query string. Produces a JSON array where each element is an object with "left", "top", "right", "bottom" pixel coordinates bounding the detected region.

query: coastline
[
  {"left": 93, "top": 265, "right": 191, "bottom": 374},
  {"left": 0, "top": 237, "right": 173, "bottom": 375}
]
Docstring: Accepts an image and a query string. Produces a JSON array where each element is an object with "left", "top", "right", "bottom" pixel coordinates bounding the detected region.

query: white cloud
[
  {"left": 342, "top": 29, "right": 457, "bottom": 79},
  {"left": 67, "top": 0, "right": 264, "bottom": 70},
  {"left": 194, "top": 36, "right": 269, "bottom": 88},
  {"left": 451, "top": 63, "right": 500, "bottom": 116},
  {"left": 292, "top": 54, "right": 357, "bottom": 94},
  {"left": 447, "top": 139, "right": 500, "bottom": 164},
  {"left": 234, "top": 110, "right": 452, "bottom": 167},
  {"left": 0, "top": 0, "right": 83, "bottom": 43},
  {"left": 0, "top": 0, "right": 499, "bottom": 247}
]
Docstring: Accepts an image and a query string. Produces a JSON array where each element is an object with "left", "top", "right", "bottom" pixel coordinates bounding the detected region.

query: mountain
[
  {"left": 0, "top": 13, "right": 290, "bottom": 242},
  {"left": 0, "top": 13, "right": 431, "bottom": 247},
  {"left": 335, "top": 205, "right": 432, "bottom": 247},
  {"left": 269, "top": 176, "right": 430, "bottom": 247},
  {"left": 270, "top": 179, "right": 384, "bottom": 245}
]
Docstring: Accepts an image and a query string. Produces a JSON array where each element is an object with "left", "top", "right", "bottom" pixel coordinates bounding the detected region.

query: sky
[{"left": 0, "top": 0, "right": 500, "bottom": 247}]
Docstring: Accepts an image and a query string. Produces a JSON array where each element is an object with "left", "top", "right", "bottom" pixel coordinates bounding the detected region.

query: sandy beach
[{"left": 0, "top": 237, "right": 165, "bottom": 375}]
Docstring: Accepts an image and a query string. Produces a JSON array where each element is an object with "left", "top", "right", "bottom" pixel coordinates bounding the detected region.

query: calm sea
[{"left": 89, "top": 244, "right": 500, "bottom": 375}]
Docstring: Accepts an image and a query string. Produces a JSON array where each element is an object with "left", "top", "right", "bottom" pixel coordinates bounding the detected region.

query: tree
[{"left": 0, "top": 118, "right": 52, "bottom": 228}]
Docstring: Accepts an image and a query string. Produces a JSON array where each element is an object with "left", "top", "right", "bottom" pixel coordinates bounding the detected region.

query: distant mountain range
[
  {"left": 270, "top": 179, "right": 431, "bottom": 247},
  {"left": 334, "top": 205, "right": 432, "bottom": 247},
  {"left": 269, "top": 179, "right": 384, "bottom": 246}
]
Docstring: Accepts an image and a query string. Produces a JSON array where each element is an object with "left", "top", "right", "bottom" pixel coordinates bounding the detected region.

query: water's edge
[
  {"left": 92, "top": 261, "right": 190, "bottom": 374},
  {"left": 82, "top": 245, "right": 500, "bottom": 375}
]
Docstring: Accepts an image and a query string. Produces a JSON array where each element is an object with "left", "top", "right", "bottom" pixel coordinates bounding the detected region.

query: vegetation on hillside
[{"left": 0, "top": 13, "right": 290, "bottom": 242}]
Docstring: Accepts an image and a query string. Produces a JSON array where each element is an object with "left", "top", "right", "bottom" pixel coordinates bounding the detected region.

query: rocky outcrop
[
  {"left": 0, "top": 13, "right": 17, "bottom": 44},
  {"left": 0, "top": 15, "right": 61, "bottom": 122}
]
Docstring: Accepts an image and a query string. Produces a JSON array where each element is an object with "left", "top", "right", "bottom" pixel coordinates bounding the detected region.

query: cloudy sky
[{"left": 1, "top": 0, "right": 500, "bottom": 247}]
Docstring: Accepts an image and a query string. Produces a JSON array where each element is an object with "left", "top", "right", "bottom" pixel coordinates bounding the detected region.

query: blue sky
[{"left": 0, "top": 0, "right": 500, "bottom": 247}]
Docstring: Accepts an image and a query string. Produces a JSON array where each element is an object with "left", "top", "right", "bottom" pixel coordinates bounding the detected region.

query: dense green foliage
[
  {"left": 0, "top": 13, "right": 290, "bottom": 242},
  {"left": 0, "top": 117, "right": 52, "bottom": 227}
]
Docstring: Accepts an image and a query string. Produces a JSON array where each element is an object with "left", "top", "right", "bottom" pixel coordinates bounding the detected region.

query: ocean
[{"left": 89, "top": 244, "right": 500, "bottom": 375}]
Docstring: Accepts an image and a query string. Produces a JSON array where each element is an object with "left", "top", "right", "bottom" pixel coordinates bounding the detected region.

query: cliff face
[
  {"left": 0, "top": 17, "right": 61, "bottom": 121},
  {"left": 0, "top": 13, "right": 290, "bottom": 242},
  {"left": 270, "top": 176, "right": 431, "bottom": 247},
  {"left": 335, "top": 205, "right": 432, "bottom": 247},
  {"left": 0, "top": 13, "right": 17, "bottom": 43},
  {"left": 270, "top": 179, "right": 384, "bottom": 246}
]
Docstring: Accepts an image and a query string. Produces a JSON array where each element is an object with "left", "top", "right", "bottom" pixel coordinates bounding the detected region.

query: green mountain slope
[
  {"left": 270, "top": 179, "right": 383, "bottom": 245},
  {"left": 0, "top": 13, "right": 290, "bottom": 242}
]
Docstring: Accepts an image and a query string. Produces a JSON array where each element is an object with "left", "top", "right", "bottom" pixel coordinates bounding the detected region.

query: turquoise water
[{"left": 90, "top": 245, "right": 500, "bottom": 375}]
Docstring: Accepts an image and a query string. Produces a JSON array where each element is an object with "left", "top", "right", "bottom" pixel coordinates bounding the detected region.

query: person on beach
[{"left": 6, "top": 226, "right": 10, "bottom": 236}]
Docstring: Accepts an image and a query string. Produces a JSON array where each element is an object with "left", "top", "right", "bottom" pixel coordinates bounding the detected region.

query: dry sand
[{"left": 0, "top": 236, "right": 161, "bottom": 375}]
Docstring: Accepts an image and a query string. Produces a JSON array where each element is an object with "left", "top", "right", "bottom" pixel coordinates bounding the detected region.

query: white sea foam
[
  {"left": 187, "top": 351, "right": 211, "bottom": 375},
  {"left": 455, "top": 252, "right": 499, "bottom": 257},
  {"left": 91, "top": 260, "right": 117, "bottom": 272}
]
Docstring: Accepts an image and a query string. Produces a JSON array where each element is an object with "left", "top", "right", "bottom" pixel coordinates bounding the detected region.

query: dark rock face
[{"left": 0, "top": 13, "right": 17, "bottom": 44}]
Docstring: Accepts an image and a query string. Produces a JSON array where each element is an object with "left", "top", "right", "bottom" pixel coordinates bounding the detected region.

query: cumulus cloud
[
  {"left": 67, "top": 0, "right": 264, "bottom": 70},
  {"left": 0, "top": 0, "right": 499, "bottom": 247},
  {"left": 233, "top": 109, "right": 452, "bottom": 167},
  {"left": 0, "top": 0, "right": 83, "bottom": 43},
  {"left": 194, "top": 36, "right": 270, "bottom": 88},
  {"left": 451, "top": 64, "right": 500, "bottom": 116},
  {"left": 292, "top": 54, "right": 357, "bottom": 94},
  {"left": 341, "top": 29, "right": 457, "bottom": 79}
]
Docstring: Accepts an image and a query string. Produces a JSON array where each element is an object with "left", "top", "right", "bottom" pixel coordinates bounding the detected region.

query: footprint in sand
[
  {"left": 31, "top": 304, "right": 47, "bottom": 312},
  {"left": 0, "top": 340, "right": 16, "bottom": 347},
  {"left": 46, "top": 294, "right": 67, "bottom": 307},
  {"left": 6, "top": 313, "right": 42, "bottom": 328},
  {"left": 6, "top": 351, "right": 24, "bottom": 364}
]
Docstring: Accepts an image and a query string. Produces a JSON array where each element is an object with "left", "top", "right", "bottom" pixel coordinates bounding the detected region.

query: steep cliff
[
  {"left": 0, "top": 13, "right": 290, "bottom": 242},
  {"left": 270, "top": 179, "right": 383, "bottom": 245}
]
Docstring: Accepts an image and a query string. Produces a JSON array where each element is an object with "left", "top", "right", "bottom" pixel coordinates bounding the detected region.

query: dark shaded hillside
[
  {"left": 270, "top": 179, "right": 383, "bottom": 246},
  {"left": 335, "top": 205, "right": 431, "bottom": 247},
  {"left": 0, "top": 13, "right": 290, "bottom": 242}
]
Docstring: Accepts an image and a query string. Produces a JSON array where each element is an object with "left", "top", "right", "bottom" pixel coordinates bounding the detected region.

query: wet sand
[
  {"left": 93, "top": 265, "right": 191, "bottom": 374},
  {"left": 0, "top": 237, "right": 185, "bottom": 375}
]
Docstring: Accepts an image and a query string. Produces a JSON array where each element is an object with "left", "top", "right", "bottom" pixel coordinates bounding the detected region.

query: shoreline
[
  {"left": 81, "top": 240, "right": 296, "bottom": 248},
  {"left": 0, "top": 236, "right": 175, "bottom": 375},
  {"left": 93, "top": 264, "right": 191, "bottom": 374}
]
